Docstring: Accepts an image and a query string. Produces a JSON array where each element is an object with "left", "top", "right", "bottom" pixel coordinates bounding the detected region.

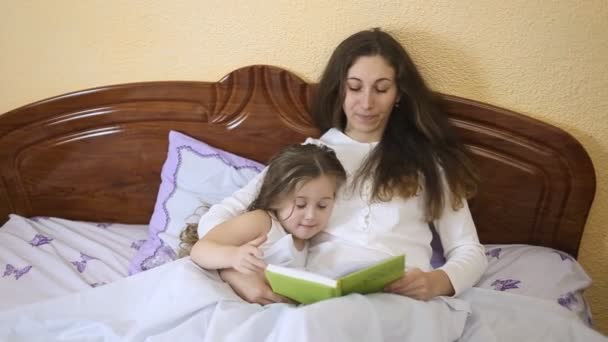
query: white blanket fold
[{"left": 0, "top": 258, "right": 604, "bottom": 342}]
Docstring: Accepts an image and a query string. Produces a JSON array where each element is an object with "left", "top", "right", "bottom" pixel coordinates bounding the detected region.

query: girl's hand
[
  {"left": 383, "top": 268, "right": 454, "bottom": 301},
  {"left": 219, "top": 268, "right": 291, "bottom": 305},
  {"left": 231, "top": 235, "right": 267, "bottom": 274}
]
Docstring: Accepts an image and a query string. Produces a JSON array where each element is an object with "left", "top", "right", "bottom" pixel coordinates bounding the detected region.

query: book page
[
  {"left": 305, "top": 242, "right": 395, "bottom": 279},
  {"left": 266, "top": 264, "right": 338, "bottom": 287},
  {"left": 339, "top": 255, "right": 405, "bottom": 295},
  {"left": 333, "top": 259, "right": 392, "bottom": 278}
]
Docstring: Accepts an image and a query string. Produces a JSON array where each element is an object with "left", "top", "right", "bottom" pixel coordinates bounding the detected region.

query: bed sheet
[
  {"left": 0, "top": 214, "right": 147, "bottom": 310},
  {"left": 0, "top": 213, "right": 599, "bottom": 337},
  {"left": 0, "top": 258, "right": 605, "bottom": 342}
]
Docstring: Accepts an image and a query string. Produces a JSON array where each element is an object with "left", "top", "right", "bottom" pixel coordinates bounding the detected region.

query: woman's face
[{"left": 343, "top": 55, "right": 399, "bottom": 143}]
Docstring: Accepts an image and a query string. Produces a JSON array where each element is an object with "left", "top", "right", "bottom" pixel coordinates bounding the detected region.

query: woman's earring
[{"left": 394, "top": 100, "right": 400, "bottom": 108}]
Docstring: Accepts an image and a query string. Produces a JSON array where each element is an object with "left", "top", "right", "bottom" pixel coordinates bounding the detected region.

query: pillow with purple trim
[
  {"left": 430, "top": 238, "right": 594, "bottom": 326},
  {"left": 477, "top": 244, "right": 594, "bottom": 326},
  {"left": 128, "top": 131, "right": 264, "bottom": 275}
]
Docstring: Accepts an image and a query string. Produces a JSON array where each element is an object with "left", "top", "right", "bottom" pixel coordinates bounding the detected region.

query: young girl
[{"left": 188, "top": 143, "right": 347, "bottom": 275}]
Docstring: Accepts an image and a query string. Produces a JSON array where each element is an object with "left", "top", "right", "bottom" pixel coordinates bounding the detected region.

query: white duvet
[
  {"left": 0, "top": 214, "right": 147, "bottom": 310},
  {"left": 0, "top": 258, "right": 605, "bottom": 342}
]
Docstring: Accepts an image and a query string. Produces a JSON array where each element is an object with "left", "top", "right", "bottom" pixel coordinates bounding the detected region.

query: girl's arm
[
  {"left": 191, "top": 209, "right": 272, "bottom": 273},
  {"left": 218, "top": 268, "right": 289, "bottom": 304}
]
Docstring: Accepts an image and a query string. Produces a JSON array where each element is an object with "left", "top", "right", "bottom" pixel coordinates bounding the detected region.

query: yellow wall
[{"left": 1, "top": 0, "right": 606, "bottom": 334}]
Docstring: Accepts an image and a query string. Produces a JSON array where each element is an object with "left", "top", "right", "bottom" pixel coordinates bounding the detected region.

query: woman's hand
[
  {"left": 383, "top": 268, "right": 455, "bottom": 301},
  {"left": 231, "top": 235, "right": 267, "bottom": 274},
  {"left": 218, "top": 268, "right": 290, "bottom": 305}
]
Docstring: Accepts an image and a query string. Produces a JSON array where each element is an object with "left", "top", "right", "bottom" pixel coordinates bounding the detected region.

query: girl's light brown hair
[
  {"left": 248, "top": 143, "right": 346, "bottom": 214},
  {"left": 179, "top": 143, "right": 346, "bottom": 257}
]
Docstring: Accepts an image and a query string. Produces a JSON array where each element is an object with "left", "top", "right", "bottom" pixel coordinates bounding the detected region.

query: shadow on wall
[
  {"left": 391, "top": 28, "right": 491, "bottom": 101},
  {"left": 571, "top": 120, "right": 606, "bottom": 251}
]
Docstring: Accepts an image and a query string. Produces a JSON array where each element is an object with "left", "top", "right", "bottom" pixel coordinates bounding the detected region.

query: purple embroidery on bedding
[
  {"left": 30, "top": 216, "right": 49, "bottom": 222},
  {"left": 583, "top": 299, "right": 594, "bottom": 327},
  {"left": 3, "top": 264, "right": 33, "bottom": 280},
  {"left": 128, "top": 131, "right": 264, "bottom": 275},
  {"left": 130, "top": 239, "right": 147, "bottom": 250},
  {"left": 557, "top": 292, "right": 578, "bottom": 310},
  {"left": 157, "top": 145, "right": 263, "bottom": 238},
  {"left": 180, "top": 146, "right": 264, "bottom": 173},
  {"left": 29, "top": 234, "right": 53, "bottom": 247},
  {"left": 90, "top": 282, "right": 107, "bottom": 288},
  {"left": 491, "top": 279, "right": 521, "bottom": 291},
  {"left": 553, "top": 251, "right": 574, "bottom": 262},
  {"left": 71, "top": 253, "right": 97, "bottom": 273},
  {"left": 139, "top": 145, "right": 258, "bottom": 271},
  {"left": 485, "top": 247, "right": 502, "bottom": 260},
  {"left": 96, "top": 223, "right": 112, "bottom": 229},
  {"left": 141, "top": 241, "right": 176, "bottom": 271}
]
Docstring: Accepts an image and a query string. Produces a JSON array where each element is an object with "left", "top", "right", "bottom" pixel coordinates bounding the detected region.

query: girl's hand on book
[
  {"left": 231, "top": 235, "right": 267, "bottom": 274},
  {"left": 383, "top": 268, "right": 454, "bottom": 301}
]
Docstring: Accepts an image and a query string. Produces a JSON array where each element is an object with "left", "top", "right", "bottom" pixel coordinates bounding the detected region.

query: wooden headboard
[{"left": 0, "top": 65, "right": 596, "bottom": 257}]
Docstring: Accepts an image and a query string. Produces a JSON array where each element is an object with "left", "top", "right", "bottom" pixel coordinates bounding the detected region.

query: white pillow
[
  {"left": 477, "top": 244, "right": 593, "bottom": 326},
  {"left": 128, "top": 131, "right": 264, "bottom": 274}
]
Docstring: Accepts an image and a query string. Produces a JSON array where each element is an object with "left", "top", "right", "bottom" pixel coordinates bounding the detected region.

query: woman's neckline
[
  {"left": 343, "top": 130, "right": 381, "bottom": 144},
  {"left": 330, "top": 128, "right": 379, "bottom": 146}
]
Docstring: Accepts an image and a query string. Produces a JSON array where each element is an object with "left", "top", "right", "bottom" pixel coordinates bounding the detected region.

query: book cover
[{"left": 265, "top": 254, "right": 405, "bottom": 304}]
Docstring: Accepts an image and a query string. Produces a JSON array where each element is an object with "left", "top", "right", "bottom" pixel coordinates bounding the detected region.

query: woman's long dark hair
[{"left": 311, "top": 28, "right": 478, "bottom": 221}]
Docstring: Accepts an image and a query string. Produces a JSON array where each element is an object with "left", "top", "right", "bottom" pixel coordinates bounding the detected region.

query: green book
[{"left": 265, "top": 255, "right": 405, "bottom": 304}]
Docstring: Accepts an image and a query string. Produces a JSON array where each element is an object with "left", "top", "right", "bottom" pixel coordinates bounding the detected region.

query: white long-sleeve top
[{"left": 198, "top": 128, "right": 488, "bottom": 296}]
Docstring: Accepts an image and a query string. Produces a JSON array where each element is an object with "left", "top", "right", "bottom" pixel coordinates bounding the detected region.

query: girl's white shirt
[
  {"left": 198, "top": 128, "right": 488, "bottom": 295},
  {"left": 259, "top": 215, "right": 308, "bottom": 269}
]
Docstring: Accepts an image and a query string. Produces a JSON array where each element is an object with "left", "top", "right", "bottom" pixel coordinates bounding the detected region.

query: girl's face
[
  {"left": 343, "top": 55, "right": 400, "bottom": 143},
  {"left": 275, "top": 175, "right": 337, "bottom": 241}
]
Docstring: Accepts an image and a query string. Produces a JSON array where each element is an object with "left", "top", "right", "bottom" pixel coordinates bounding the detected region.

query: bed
[{"left": 0, "top": 65, "right": 603, "bottom": 341}]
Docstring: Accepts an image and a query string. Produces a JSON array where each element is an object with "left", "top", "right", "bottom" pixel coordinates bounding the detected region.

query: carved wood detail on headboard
[
  {"left": 441, "top": 96, "right": 595, "bottom": 256},
  {"left": 0, "top": 65, "right": 595, "bottom": 257}
]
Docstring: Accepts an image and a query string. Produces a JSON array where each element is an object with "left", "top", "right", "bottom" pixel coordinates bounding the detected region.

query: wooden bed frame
[{"left": 0, "top": 65, "right": 596, "bottom": 258}]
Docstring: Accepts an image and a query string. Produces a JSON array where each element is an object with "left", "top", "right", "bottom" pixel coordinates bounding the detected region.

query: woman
[{"left": 193, "top": 28, "right": 487, "bottom": 305}]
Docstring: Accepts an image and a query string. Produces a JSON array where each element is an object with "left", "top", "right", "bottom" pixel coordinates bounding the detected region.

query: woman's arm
[
  {"left": 384, "top": 199, "right": 485, "bottom": 300},
  {"left": 191, "top": 210, "right": 271, "bottom": 273},
  {"left": 434, "top": 198, "right": 488, "bottom": 296},
  {"left": 384, "top": 268, "right": 454, "bottom": 300}
]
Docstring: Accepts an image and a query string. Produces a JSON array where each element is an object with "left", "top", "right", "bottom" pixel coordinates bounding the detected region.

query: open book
[{"left": 265, "top": 255, "right": 405, "bottom": 304}]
